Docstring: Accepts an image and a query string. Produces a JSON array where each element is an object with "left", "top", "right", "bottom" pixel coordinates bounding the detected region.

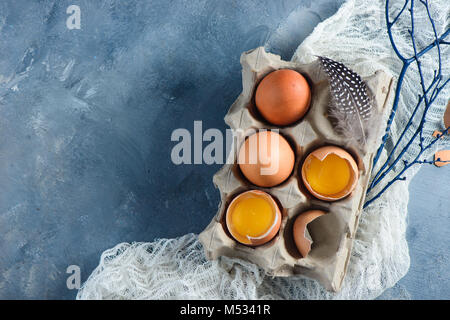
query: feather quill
[{"left": 318, "top": 56, "right": 375, "bottom": 149}]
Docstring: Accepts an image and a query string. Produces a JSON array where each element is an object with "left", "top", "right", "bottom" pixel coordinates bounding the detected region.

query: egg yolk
[
  {"left": 230, "top": 196, "right": 274, "bottom": 239},
  {"left": 305, "top": 154, "right": 351, "bottom": 195}
]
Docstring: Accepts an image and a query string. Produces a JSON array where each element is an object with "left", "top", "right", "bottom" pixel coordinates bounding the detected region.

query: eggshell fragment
[
  {"left": 432, "top": 101, "right": 449, "bottom": 166},
  {"left": 444, "top": 100, "right": 450, "bottom": 129},
  {"left": 225, "top": 190, "right": 282, "bottom": 246},
  {"left": 255, "top": 69, "right": 311, "bottom": 126},
  {"left": 301, "top": 146, "right": 359, "bottom": 201},
  {"left": 434, "top": 150, "right": 450, "bottom": 167},
  {"left": 238, "top": 131, "right": 295, "bottom": 187},
  {"left": 293, "top": 210, "right": 326, "bottom": 258},
  {"left": 432, "top": 102, "right": 449, "bottom": 139}
]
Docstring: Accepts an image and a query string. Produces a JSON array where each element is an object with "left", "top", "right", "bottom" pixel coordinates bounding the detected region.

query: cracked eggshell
[
  {"left": 225, "top": 190, "right": 282, "bottom": 246},
  {"left": 434, "top": 150, "right": 450, "bottom": 167},
  {"left": 301, "top": 146, "right": 359, "bottom": 201},
  {"left": 293, "top": 210, "right": 326, "bottom": 258}
]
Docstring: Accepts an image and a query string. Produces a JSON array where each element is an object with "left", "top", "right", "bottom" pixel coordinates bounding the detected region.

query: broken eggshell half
[
  {"left": 432, "top": 100, "right": 450, "bottom": 167},
  {"left": 434, "top": 150, "right": 450, "bottom": 167},
  {"left": 293, "top": 210, "right": 326, "bottom": 258},
  {"left": 225, "top": 190, "right": 282, "bottom": 246},
  {"left": 301, "top": 146, "right": 359, "bottom": 201}
]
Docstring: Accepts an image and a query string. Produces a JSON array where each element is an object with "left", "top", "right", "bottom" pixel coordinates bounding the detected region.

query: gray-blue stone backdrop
[{"left": 0, "top": 0, "right": 448, "bottom": 299}]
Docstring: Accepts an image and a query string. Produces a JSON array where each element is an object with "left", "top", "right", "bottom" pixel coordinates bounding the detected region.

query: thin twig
[
  {"left": 372, "top": 0, "right": 449, "bottom": 168},
  {"left": 365, "top": 0, "right": 449, "bottom": 207}
]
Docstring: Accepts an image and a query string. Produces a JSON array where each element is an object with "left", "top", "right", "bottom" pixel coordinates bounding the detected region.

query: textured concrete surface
[
  {"left": 0, "top": 0, "right": 448, "bottom": 300},
  {"left": 378, "top": 165, "right": 450, "bottom": 300}
]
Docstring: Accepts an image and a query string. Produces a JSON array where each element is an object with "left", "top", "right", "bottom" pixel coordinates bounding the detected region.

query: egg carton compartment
[{"left": 199, "top": 47, "right": 394, "bottom": 292}]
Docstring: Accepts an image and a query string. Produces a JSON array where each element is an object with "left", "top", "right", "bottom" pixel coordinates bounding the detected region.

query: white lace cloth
[{"left": 77, "top": 0, "right": 449, "bottom": 300}]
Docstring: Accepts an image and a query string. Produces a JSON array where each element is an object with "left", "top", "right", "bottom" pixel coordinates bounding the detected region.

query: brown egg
[
  {"left": 255, "top": 69, "right": 311, "bottom": 126},
  {"left": 238, "top": 131, "right": 295, "bottom": 187},
  {"left": 226, "top": 190, "right": 282, "bottom": 246},
  {"left": 301, "top": 146, "right": 359, "bottom": 201},
  {"left": 293, "top": 210, "right": 326, "bottom": 257}
]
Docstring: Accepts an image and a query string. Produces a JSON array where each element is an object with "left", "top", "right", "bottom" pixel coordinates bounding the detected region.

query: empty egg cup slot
[
  {"left": 219, "top": 189, "right": 287, "bottom": 249},
  {"left": 246, "top": 68, "right": 315, "bottom": 128}
]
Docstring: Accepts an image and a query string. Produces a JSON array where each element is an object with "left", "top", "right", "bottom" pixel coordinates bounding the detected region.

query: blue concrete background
[
  {"left": 0, "top": 0, "right": 448, "bottom": 300},
  {"left": 378, "top": 166, "right": 450, "bottom": 300}
]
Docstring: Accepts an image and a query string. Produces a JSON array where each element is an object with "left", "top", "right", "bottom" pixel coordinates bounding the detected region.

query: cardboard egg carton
[{"left": 199, "top": 47, "right": 394, "bottom": 292}]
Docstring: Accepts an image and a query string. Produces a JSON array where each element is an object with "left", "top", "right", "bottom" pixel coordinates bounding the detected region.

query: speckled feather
[{"left": 319, "top": 56, "right": 374, "bottom": 148}]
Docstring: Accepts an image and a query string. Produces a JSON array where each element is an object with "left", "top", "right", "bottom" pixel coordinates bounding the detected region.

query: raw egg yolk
[
  {"left": 305, "top": 154, "right": 351, "bottom": 195},
  {"left": 230, "top": 196, "right": 274, "bottom": 239}
]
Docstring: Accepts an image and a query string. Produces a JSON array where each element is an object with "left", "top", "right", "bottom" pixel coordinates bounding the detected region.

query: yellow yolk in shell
[
  {"left": 305, "top": 154, "right": 351, "bottom": 196},
  {"left": 229, "top": 196, "right": 274, "bottom": 239}
]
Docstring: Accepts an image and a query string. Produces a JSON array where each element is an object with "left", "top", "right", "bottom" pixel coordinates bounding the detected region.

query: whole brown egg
[
  {"left": 255, "top": 69, "right": 311, "bottom": 126},
  {"left": 238, "top": 131, "right": 294, "bottom": 187}
]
